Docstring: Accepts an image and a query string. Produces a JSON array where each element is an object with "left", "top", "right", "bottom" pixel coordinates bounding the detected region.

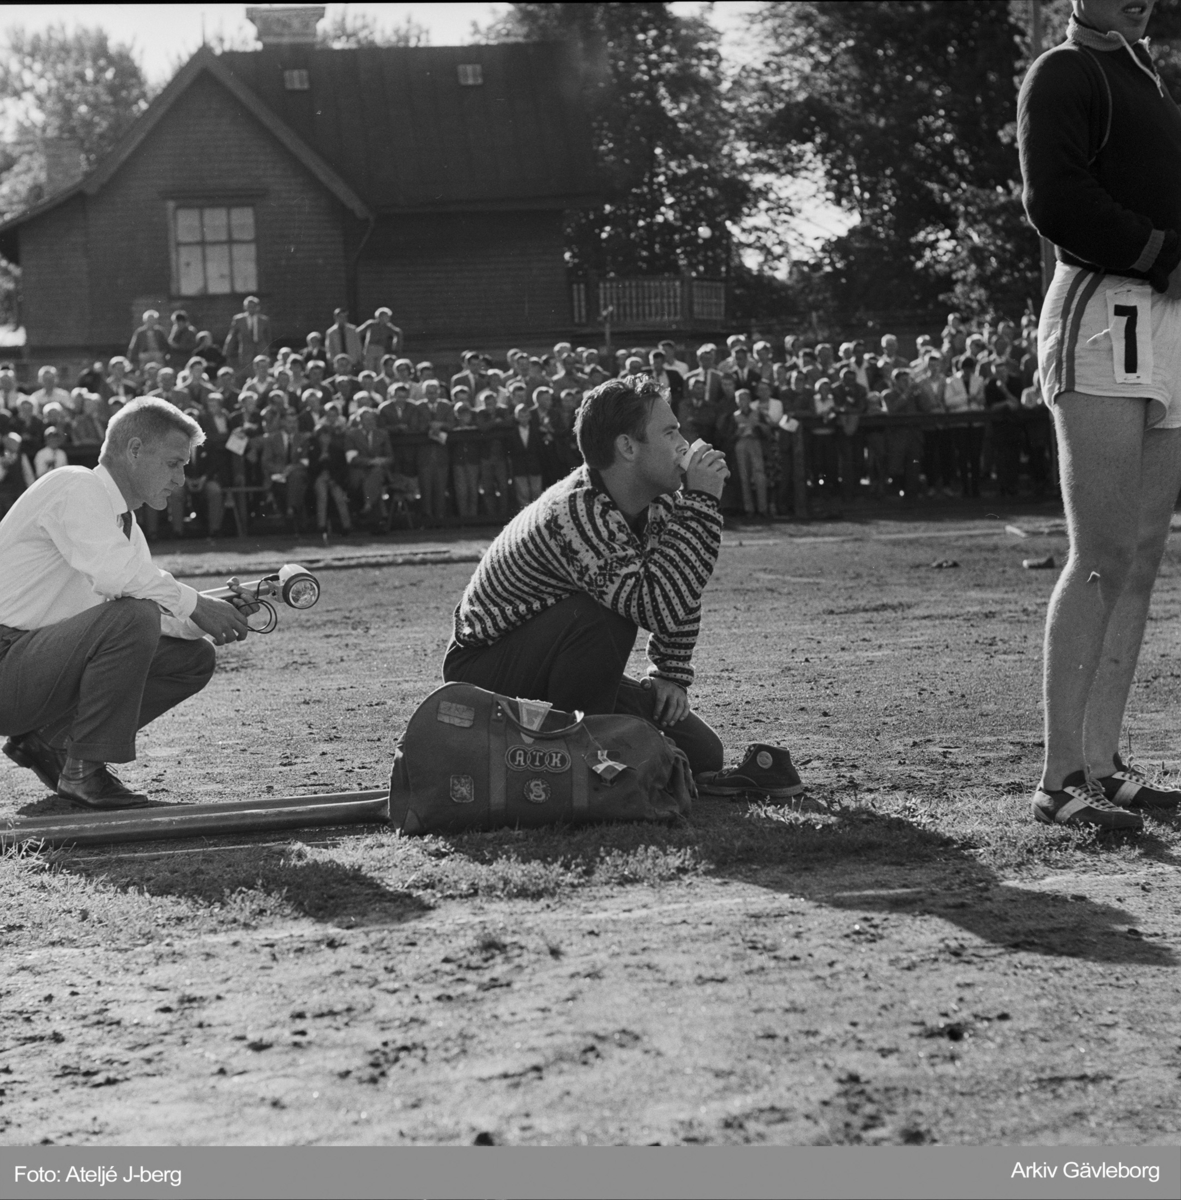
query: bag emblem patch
[
  {"left": 449, "top": 774, "right": 475, "bottom": 804},
  {"left": 506, "top": 746, "right": 570, "bottom": 773},
  {"left": 437, "top": 701, "right": 475, "bottom": 728},
  {"left": 523, "top": 778, "right": 551, "bottom": 804}
]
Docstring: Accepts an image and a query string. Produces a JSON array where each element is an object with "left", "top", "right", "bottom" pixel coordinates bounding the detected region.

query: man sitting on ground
[
  {"left": 0, "top": 397, "right": 254, "bottom": 808},
  {"left": 442, "top": 374, "right": 800, "bottom": 795}
]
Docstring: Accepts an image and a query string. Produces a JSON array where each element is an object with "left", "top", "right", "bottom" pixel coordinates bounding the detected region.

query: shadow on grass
[
  {"left": 738, "top": 817, "right": 1175, "bottom": 968},
  {"left": 14, "top": 792, "right": 81, "bottom": 819},
  {"left": 59, "top": 843, "right": 430, "bottom": 929},
  {"left": 432, "top": 800, "right": 1175, "bottom": 968}
]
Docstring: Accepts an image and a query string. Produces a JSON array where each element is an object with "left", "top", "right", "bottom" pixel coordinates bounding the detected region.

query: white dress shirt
[{"left": 0, "top": 463, "right": 200, "bottom": 638}]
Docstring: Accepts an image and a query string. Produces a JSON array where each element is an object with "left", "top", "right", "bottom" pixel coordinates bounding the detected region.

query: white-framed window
[{"left": 171, "top": 203, "right": 258, "bottom": 296}]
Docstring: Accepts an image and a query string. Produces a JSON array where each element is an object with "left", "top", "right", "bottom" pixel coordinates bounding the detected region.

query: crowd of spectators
[{"left": 0, "top": 300, "right": 1052, "bottom": 535}]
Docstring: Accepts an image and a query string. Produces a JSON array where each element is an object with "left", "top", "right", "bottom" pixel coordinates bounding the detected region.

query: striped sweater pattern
[{"left": 453, "top": 465, "right": 723, "bottom": 687}]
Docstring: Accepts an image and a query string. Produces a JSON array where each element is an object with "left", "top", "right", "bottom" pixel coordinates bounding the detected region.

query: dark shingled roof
[{"left": 218, "top": 42, "right": 602, "bottom": 212}]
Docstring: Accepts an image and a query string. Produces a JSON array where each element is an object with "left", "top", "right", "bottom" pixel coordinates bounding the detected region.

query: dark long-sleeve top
[
  {"left": 505, "top": 420, "right": 545, "bottom": 476},
  {"left": 1018, "top": 17, "right": 1181, "bottom": 289},
  {"left": 475, "top": 405, "right": 513, "bottom": 459},
  {"left": 452, "top": 464, "right": 722, "bottom": 687},
  {"left": 448, "top": 425, "right": 483, "bottom": 467},
  {"left": 307, "top": 433, "right": 350, "bottom": 489}
]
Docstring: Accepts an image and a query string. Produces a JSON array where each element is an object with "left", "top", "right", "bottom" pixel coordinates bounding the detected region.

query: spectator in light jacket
[
  {"left": 326, "top": 308, "right": 363, "bottom": 369},
  {"left": 223, "top": 296, "right": 271, "bottom": 379},
  {"left": 128, "top": 310, "right": 170, "bottom": 369},
  {"left": 359, "top": 307, "right": 403, "bottom": 372}
]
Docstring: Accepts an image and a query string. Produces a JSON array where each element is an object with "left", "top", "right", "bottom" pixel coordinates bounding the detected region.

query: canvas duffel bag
[{"left": 388, "top": 682, "right": 695, "bottom": 833}]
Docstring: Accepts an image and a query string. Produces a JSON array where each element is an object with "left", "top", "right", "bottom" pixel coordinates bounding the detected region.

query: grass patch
[{"left": 4, "top": 534, "right": 1180, "bottom": 937}]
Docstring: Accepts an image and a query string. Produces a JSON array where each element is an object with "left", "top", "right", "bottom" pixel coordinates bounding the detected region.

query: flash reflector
[
  {"left": 279, "top": 563, "right": 320, "bottom": 609},
  {"left": 203, "top": 563, "right": 321, "bottom": 634}
]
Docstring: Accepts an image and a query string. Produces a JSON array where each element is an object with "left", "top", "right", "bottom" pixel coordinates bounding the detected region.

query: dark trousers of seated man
[
  {"left": 0, "top": 598, "right": 216, "bottom": 763},
  {"left": 443, "top": 592, "right": 724, "bottom": 775}
]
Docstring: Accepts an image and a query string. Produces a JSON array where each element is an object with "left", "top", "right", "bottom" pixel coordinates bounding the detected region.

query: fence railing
[
  {"left": 571, "top": 276, "right": 726, "bottom": 329},
  {"left": 51, "top": 409, "right": 1052, "bottom": 529},
  {"left": 781, "top": 408, "right": 1054, "bottom": 518}
]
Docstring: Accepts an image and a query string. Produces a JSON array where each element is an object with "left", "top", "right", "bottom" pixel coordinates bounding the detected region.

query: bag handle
[{"left": 497, "top": 699, "right": 586, "bottom": 739}]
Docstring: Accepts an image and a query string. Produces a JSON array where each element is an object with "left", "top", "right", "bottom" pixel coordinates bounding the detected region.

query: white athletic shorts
[{"left": 1038, "top": 262, "right": 1181, "bottom": 429}]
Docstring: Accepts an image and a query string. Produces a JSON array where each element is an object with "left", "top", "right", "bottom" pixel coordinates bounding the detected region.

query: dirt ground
[{"left": 2, "top": 512, "right": 1180, "bottom": 1146}]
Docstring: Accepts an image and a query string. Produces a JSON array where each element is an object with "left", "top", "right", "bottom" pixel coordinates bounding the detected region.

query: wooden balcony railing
[{"left": 571, "top": 276, "right": 726, "bottom": 330}]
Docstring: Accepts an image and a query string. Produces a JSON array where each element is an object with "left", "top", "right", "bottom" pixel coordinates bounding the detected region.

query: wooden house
[{"left": 0, "top": 6, "right": 601, "bottom": 375}]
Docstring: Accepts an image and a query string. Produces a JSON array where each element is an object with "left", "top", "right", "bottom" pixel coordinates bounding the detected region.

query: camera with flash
[{"left": 203, "top": 563, "right": 321, "bottom": 634}]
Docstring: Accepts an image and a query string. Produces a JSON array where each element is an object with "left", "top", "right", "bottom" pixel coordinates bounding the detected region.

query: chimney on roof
[
  {"left": 43, "top": 139, "right": 85, "bottom": 195},
  {"left": 245, "top": 5, "right": 325, "bottom": 47}
]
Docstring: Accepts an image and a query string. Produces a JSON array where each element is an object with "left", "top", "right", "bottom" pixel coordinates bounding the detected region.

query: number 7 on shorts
[{"left": 1106, "top": 287, "right": 1152, "bottom": 385}]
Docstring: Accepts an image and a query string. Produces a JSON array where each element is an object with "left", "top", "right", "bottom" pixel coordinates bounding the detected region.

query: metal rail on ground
[{"left": 1, "top": 789, "right": 390, "bottom": 850}]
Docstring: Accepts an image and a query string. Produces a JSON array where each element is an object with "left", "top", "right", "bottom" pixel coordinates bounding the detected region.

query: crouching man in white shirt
[{"left": 0, "top": 397, "right": 254, "bottom": 809}]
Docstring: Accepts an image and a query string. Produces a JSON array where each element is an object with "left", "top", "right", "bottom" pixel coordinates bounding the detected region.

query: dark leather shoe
[
  {"left": 3, "top": 732, "right": 67, "bottom": 793},
  {"left": 57, "top": 764, "right": 152, "bottom": 810}
]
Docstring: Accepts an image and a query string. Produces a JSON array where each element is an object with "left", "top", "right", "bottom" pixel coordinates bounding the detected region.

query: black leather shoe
[
  {"left": 3, "top": 732, "right": 67, "bottom": 793},
  {"left": 57, "top": 764, "right": 152, "bottom": 810}
]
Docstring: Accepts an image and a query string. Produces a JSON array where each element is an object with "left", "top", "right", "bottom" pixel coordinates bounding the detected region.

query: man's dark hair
[{"left": 575, "top": 374, "right": 664, "bottom": 470}]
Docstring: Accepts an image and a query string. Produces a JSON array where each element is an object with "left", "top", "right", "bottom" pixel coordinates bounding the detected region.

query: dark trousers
[
  {"left": 950, "top": 424, "right": 984, "bottom": 498},
  {"left": 991, "top": 418, "right": 1024, "bottom": 495},
  {"left": 442, "top": 593, "right": 724, "bottom": 774},
  {"left": 922, "top": 427, "right": 956, "bottom": 490},
  {"left": 417, "top": 444, "right": 449, "bottom": 521},
  {"left": 0, "top": 598, "right": 216, "bottom": 762}
]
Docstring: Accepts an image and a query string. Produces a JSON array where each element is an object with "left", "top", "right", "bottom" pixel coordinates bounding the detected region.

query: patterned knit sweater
[{"left": 453, "top": 464, "right": 723, "bottom": 687}]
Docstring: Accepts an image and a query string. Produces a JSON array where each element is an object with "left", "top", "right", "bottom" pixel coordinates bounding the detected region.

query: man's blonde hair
[{"left": 101, "top": 397, "right": 204, "bottom": 461}]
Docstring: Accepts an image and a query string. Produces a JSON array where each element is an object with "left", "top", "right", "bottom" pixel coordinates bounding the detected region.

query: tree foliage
[
  {"left": 743, "top": 1, "right": 1041, "bottom": 319},
  {"left": 315, "top": 6, "right": 429, "bottom": 49},
  {"left": 0, "top": 24, "right": 150, "bottom": 218},
  {"left": 477, "top": 2, "right": 751, "bottom": 279},
  {"left": 0, "top": 24, "right": 151, "bottom": 323}
]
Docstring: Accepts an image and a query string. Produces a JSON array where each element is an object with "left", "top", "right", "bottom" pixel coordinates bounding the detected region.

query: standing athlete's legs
[
  {"left": 1083, "top": 424, "right": 1181, "bottom": 772},
  {"left": 1042, "top": 395, "right": 1147, "bottom": 792}
]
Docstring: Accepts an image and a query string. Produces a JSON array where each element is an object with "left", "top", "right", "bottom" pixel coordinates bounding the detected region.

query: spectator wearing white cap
[
  {"left": 128, "top": 310, "right": 169, "bottom": 370},
  {"left": 29, "top": 366, "right": 73, "bottom": 417},
  {"left": 686, "top": 344, "right": 725, "bottom": 406},
  {"left": 359, "top": 306, "right": 402, "bottom": 372},
  {"left": 326, "top": 307, "right": 363, "bottom": 371},
  {"left": 166, "top": 310, "right": 197, "bottom": 370},
  {"left": 224, "top": 295, "right": 271, "bottom": 380},
  {"left": 717, "top": 334, "right": 750, "bottom": 380},
  {"left": 0, "top": 366, "right": 28, "bottom": 413},
  {"left": 658, "top": 338, "right": 691, "bottom": 379},
  {"left": 450, "top": 351, "right": 488, "bottom": 401},
  {"left": 33, "top": 425, "right": 69, "bottom": 476}
]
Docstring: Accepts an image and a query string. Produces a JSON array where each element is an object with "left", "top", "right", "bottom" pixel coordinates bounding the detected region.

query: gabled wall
[
  {"left": 23, "top": 69, "right": 348, "bottom": 356},
  {"left": 20, "top": 194, "right": 91, "bottom": 352},
  {"left": 16, "top": 62, "right": 581, "bottom": 370}
]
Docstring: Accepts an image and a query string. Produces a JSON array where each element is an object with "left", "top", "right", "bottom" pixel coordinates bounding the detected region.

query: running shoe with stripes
[
  {"left": 1031, "top": 770, "right": 1143, "bottom": 831},
  {"left": 1095, "top": 755, "right": 1181, "bottom": 810}
]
